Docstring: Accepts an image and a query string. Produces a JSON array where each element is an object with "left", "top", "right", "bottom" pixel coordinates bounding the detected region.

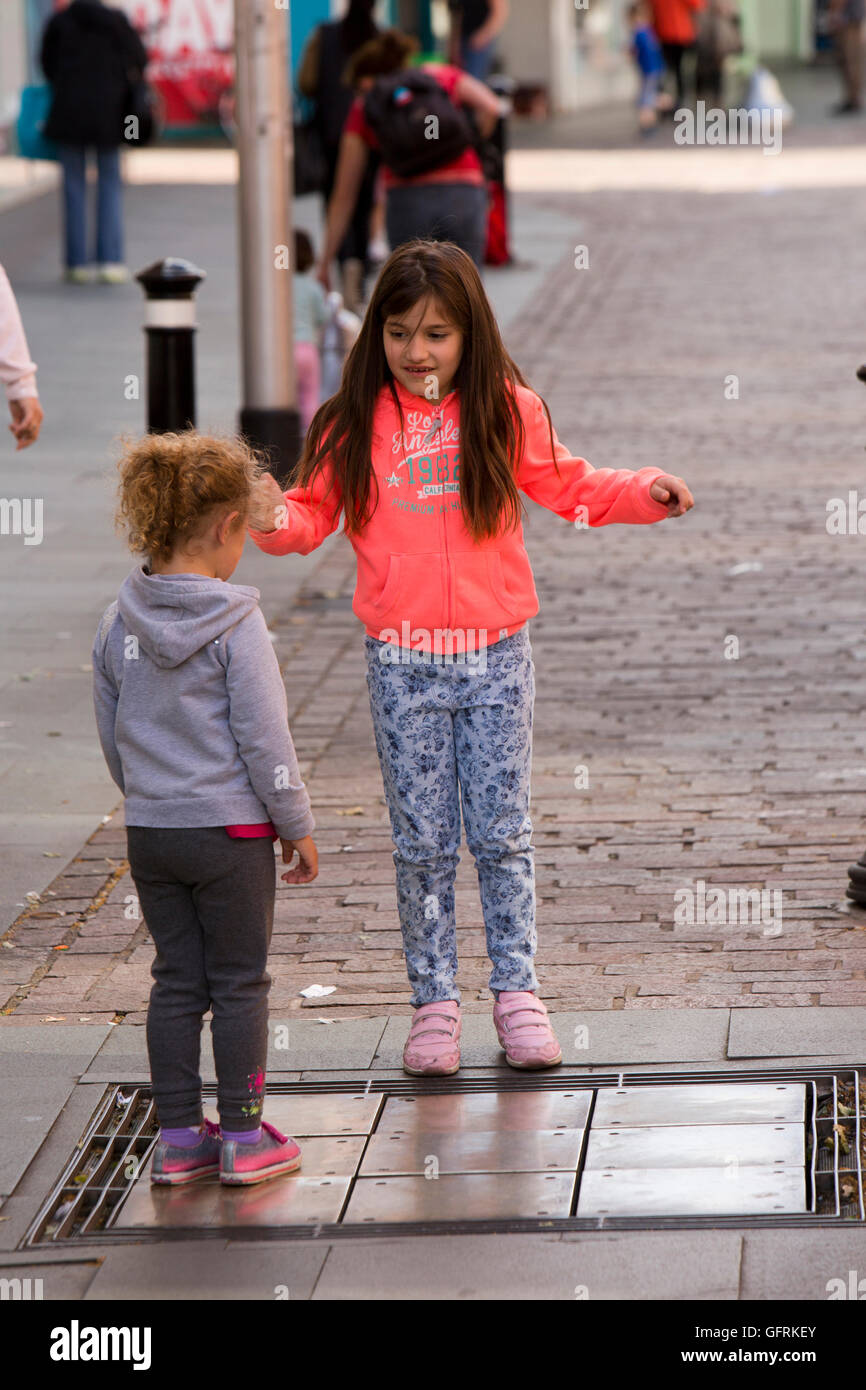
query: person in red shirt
[
  {"left": 649, "top": 0, "right": 705, "bottom": 108},
  {"left": 316, "top": 29, "right": 502, "bottom": 285}
]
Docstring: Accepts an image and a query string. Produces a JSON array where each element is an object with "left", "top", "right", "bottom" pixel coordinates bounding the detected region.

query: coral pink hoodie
[{"left": 248, "top": 379, "right": 671, "bottom": 653}]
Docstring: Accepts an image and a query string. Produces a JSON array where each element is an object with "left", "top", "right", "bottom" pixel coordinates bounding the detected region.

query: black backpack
[{"left": 362, "top": 69, "right": 476, "bottom": 177}]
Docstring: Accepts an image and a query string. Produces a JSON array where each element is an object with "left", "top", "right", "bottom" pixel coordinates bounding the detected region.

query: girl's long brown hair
[{"left": 298, "top": 239, "right": 558, "bottom": 543}]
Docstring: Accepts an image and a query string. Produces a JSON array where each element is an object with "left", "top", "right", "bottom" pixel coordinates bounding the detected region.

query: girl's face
[{"left": 383, "top": 296, "right": 464, "bottom": 403}]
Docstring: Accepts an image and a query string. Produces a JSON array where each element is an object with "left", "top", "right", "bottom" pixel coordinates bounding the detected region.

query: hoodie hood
[{"left": 117, "top": 566, "right": 261, "bottom": 669}]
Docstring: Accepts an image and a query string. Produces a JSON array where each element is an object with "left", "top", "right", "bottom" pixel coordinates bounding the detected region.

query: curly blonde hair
[{"left": 114, "top": 431, "right": 265, "bottom": 564}]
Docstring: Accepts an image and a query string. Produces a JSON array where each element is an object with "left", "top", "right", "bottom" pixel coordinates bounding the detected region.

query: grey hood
[{"left": 117, "top": 565, "right": 261, "bottom": 669}]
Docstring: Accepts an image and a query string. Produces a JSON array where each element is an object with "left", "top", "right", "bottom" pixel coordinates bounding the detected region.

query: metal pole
[{"left": 234, "top": 0, "right": 300, "bottom": 484}]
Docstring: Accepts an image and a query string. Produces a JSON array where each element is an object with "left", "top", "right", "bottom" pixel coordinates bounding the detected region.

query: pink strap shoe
[
  {"left": 493, "top": 991, "right": 562, "bottom": 1069},
  {"left": 402, "top": 1000, "right": 461, "bottom": 1075}
]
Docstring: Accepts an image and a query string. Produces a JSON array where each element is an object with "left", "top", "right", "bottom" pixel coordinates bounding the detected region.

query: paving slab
[
  {"left": 0, "top": 1261, "right": 100, "bottom": 1299},
  {"left": 728, "top": 1007, "right": 866, "bottom": 1058},
  {"left": 374, "top": 1009, "right": 730, "bottom": 1068},
  {"left": 84, "top": 1240, "right": 328, "bottom": 1301},
  {"left": 0, "top": 1024, "right": 112, "bottom": 1077},
  {"left": 79, "top": 1018, "right": 388, "bottom": 1079},
  {"left": 0, "top": 1082, "right": 110, "bottom": 1250},
  {"left": 312, "top": 1231, "right": 743, "bottom": 1300},
  {"left": 0, "top": 1078, "right": 79, "bottom": 1198},
  {"left": 740, "top": 1230, "right": 866, "bottom": 1300}
]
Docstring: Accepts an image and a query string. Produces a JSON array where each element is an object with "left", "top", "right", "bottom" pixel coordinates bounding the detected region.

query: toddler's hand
[
  {"left": 650, "top": 474, "right": 694, "bottom": 517},
  {"left": 247, "top": 472, "right": 287, "bottom": 533},
  {"left": 280, "top": 835, "right": 318, "bottom": 884}
]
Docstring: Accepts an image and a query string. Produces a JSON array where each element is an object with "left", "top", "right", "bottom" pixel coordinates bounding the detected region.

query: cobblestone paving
[{"left": 5, "top": 174, "right": 866, "bottom": 1023}]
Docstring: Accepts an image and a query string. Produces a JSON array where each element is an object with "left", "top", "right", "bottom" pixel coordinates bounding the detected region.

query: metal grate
[{"left": 20, "top": 1066, "right": 866, "bottom": 1246}]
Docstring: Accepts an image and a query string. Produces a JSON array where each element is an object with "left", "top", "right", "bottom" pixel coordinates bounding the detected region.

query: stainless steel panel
[
  {"left": 359, "top": 1128, "right": 586, "bottom": 1177},
  {"left": 376, "top": 1090, "right": 592, "bottom": 1137},
  {"left": 591, "top": 1083, "right": 805, "bottom": 1129},
  {"left": 577, "top": 1166, "right": 806, "bottom": 1217},
  {"left": 117, "top": 1158, "right": 350, "bottom": 1228},
  {"left": 343, "top": 1171, "right": 576, "bottom": 1223},
  {"left": 284, "top": 1135, "right": 367, "bottom": 1176},
  {"left": 584, "top": 1123, "right": 804, "bottom": 1171},
  {"left": 203, "top": 1093, "right": 382, "bottom": 1136}
]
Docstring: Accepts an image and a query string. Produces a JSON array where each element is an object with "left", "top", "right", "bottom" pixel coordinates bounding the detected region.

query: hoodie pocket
[
  {"left": 360, "top": 552, "right": 447, "bottom": 633},
  {"left": 452, "top": 550, "right": 526, "bottom": 628}
]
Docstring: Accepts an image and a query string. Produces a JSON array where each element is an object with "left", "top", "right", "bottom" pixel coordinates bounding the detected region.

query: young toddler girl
[{"left": 92, "top": 432, "right": 319, "bottom": 1182}]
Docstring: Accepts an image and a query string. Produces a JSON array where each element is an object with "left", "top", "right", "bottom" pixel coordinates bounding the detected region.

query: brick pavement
[{"left": 5, "top": 175, "right": 866, "bottom": 1023}]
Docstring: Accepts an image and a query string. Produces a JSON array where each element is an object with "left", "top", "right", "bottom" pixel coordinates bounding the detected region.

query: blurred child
[
  {"left": 294, "top": 229, "right": 328, "bottom": 433},
  {"left": 628, "top": 0, "right": 669, "bottom": 132},
  {"left": 92, "top": 432, "right": 319, "bottom": 1186}
]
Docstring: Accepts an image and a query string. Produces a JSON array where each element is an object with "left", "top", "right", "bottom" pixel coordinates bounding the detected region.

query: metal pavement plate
[
  {"left": 203, "top": 1093, "right": 382, "bottom": 1136},
  {"left": 359, "top": 1128, "right": 586, "bottom": 1177},
  {"left": 343, "top": 1171, "right": 577, "bottom": 1223},
  {"left": 576, "top": 1166, "right": 807, "bottom": 1217},
  {"left": 591, "top": 1083, "right": 805, "bottom": 1128},
  {"left": 376, "top": 1090, "right": 592, "bottom": 1137},
  {"left": 584, "top": 1123, "right": 804, "bottom": 1171},
  {"left": 116, "top": 1158, "right": 350, "bottom": 1229}
]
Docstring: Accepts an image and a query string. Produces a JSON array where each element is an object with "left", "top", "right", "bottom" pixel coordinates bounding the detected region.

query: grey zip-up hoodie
[{"left": 91, "top": 566, "right": 315, "bottom": 840}]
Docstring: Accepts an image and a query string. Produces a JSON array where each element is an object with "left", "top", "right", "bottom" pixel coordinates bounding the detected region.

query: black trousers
[
  {"left": 127, "top": 826, "right": 275, "bottom": 1132},
  {"left": 662, "top": 40, "right": 695, "bottom": 106}
]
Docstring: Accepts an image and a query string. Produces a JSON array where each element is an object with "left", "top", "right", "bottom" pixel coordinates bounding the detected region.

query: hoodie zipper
[
  {"left": 417, "top": 403, "right": 452, "bottom": 634},
  {"left": 421, "top": 408, "right": 451, "bottom": 633}
]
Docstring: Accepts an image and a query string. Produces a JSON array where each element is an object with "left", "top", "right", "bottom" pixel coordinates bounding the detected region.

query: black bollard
[{"left": 135, "top": 258, "right": 206, "bottom": 432}]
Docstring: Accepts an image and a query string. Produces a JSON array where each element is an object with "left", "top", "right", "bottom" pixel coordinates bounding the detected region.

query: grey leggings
[
  {"left": 126, "top": 826, "right": 275, "bottom": 1132},
  {"left": 385, "top": 181, "right": 488, "bottom": 267}
]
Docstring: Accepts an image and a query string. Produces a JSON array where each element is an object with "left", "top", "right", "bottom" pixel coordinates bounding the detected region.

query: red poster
[{"left": 119, "top": 0, "right": 235, "bottom": 130}]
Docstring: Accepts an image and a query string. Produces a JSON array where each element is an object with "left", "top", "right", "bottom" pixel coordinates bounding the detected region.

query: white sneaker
[{"left": 97, "top": 263, "right": 132, "bottom": 284}]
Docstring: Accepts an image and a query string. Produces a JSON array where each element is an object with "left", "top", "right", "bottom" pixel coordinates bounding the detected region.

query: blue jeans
[
  {"left": 460, "top": 38, "right": 495, "bottom": 81},
  {"left": 385, "top": 181, "right": 488, "bottom": 268},
  {"left": 364, "top": 627, "right": 538, "bottom": 1007},
  {"left": 56, "top": 143, "right": 124, "bottom": 268}
]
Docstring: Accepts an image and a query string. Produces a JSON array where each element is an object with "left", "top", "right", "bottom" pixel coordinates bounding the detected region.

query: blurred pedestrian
[
  {"left": 828, "top": 0, "right": 865, "bottom": 114},
  {"left": 293, "top": 230, "right": 328, "bottom": 434},
  {"left": 628, "top": 0, "right": 668, "bottom": 133},
  {"left": 39, "top": 0, "right": 148, "bottom": 284},
  {"left": 317, "top": 30, "right": 501, "bottom": 283},
  {"left": 95, "top": 431, "right": 318, "bottom": 1185},
  {"left": 649, "top": 0, "right": 705, "bottom": 109},
  {"left": 447, "top": 0, "right": 509, "bottom": 82},
  {"left": 0, "top": 263, "right": 43, "bottom": 451},
  {"left": 695, "top": 0, "right": 743, "bottom": 107},
  {"left": 297, "top": 0, "right": 381, "bottom": 313}
]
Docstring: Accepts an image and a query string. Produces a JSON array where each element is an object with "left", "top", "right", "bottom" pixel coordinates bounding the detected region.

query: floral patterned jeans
[{"left": 364, "top": 627, "right": 539, "bottom": 1007}]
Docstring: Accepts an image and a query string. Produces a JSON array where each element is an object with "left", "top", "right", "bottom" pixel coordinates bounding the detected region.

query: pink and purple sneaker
[
  {"left": 150, "top": 1119, "right": 222, "bottom": 1185},
  {"left": 220, "top": 1121, "right": 302, "bottom": 1186}
]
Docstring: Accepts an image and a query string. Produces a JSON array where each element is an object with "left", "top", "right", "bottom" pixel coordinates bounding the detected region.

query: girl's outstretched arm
[
  {"left": 516, "top": 389, "right": 677, "bottom": 527},
  {"left": 247, "top": 463, "right": 344, "bottom": 556}
]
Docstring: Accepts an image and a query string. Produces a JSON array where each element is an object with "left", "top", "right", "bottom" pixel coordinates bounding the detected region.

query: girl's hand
[
  {"left": 247, "top": 471, "right": 287, "bottom": 533},
  {"left": 280, "top": 835, "right": 319, "bottom": 884},
  {"left": 650, "top": 474, "right": 694, "bottom": 517},
  {"left": 8, "top": 396, "right": 43, "bottom": 450}
]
